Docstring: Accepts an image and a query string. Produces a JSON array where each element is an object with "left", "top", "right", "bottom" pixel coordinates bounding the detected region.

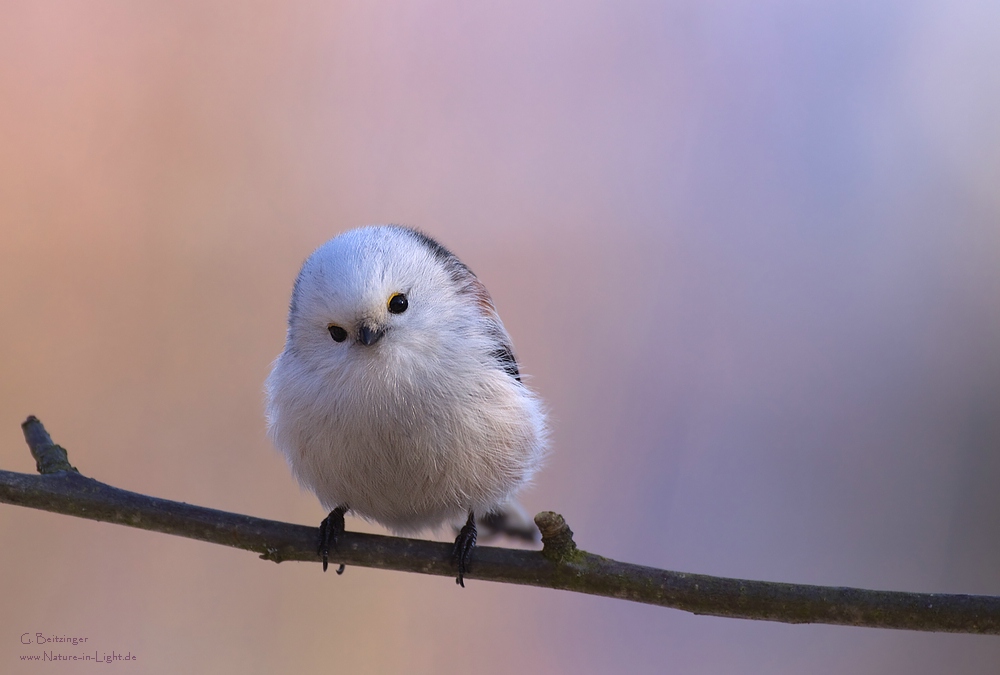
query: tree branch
[{"left": 4, "top": 417, "right": 1000, "bottom": 635}]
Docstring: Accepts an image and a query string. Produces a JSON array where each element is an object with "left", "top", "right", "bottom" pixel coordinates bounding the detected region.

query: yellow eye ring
[{"left": 388, "top": 293, "right": 408, "bottom": 314}]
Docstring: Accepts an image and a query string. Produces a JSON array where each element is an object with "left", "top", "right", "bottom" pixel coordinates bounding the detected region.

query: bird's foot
[
  {"left": 318, "top": 506, "right": 348, "bottom": 574},
  {"left": 452, "top": 512, "right": 477, "bottom": 587}
]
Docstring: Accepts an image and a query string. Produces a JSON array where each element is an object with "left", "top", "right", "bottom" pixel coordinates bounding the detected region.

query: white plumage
[{"left": 265, "top": 225, "right": 547, "bottom": 581}]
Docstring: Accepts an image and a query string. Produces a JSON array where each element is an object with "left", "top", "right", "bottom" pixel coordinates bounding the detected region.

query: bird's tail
[{"left": 476, "top": 501, "right": 538, "bottom": 542}]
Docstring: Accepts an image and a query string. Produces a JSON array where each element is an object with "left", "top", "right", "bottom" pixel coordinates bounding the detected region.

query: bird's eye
[
  {"left": 387, "top": 293, "right": 408, "bottom": 314},
  {"left": 327, "top": 324, "right": 348, "bottom": 342}
]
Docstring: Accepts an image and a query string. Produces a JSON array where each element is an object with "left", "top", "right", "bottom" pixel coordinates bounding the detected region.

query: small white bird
[{"left": 265, "top": 225, "right": 547, "bottom": 585}]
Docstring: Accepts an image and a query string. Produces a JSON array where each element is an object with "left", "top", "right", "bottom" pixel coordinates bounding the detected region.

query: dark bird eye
[
  {"left": 387, "top": 293, "right": 408, "bottom": 314},
  {"left": 327, "top": 324, "right": 348, "bottom": 342}
]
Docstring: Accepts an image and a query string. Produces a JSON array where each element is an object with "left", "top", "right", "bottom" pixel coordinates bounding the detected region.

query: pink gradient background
[{"left": 2, "top": 2, "right": 1000, "bottom": 673}]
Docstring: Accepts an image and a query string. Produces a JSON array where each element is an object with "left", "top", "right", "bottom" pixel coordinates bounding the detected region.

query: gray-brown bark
[{"left": 3, "top": 416, "right": 1000, "bottom": 635}]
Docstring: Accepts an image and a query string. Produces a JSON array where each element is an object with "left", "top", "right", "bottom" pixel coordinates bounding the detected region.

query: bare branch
[{"left": 4, "top": 416, "right": 1000, "bottom": 634}]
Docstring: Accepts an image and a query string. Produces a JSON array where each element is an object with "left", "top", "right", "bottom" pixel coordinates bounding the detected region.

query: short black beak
[{"left": 358, "top": 323, "right": 386, "bottom": 346}]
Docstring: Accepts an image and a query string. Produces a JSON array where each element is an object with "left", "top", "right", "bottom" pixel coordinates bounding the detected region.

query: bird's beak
[{"left": 358, "top": 323, "right": 386, "bottom": 346}]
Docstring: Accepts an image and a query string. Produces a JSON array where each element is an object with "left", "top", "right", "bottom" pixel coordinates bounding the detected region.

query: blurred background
[{"left": 2, "top": 1, "right": 999, "bottom": 673}]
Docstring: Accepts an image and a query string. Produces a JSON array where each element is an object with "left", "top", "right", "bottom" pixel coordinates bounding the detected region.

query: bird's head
[{"left": 283, "top": 225, "right": 484, "bottom": 375}]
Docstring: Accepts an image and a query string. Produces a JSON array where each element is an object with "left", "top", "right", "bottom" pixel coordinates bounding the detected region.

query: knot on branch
[
  {"left": 534, "top": 511, "right": 578, "bottom": 562},
  {"left": 21, "top": 416, "right": 78, "bottom": 475},
  {"left": 259, "top": 547, "right": 283, "bottom": 563}
]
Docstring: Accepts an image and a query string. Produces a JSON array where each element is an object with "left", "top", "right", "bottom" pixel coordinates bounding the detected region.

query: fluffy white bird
[{"left": 265, "top": 225, "right": 547, "bottom": 585}]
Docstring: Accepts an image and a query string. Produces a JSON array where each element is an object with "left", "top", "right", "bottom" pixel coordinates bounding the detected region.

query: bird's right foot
[
  {"left": 452, "top": 512, "right": 478, "bottom": 587},
  {"left": 318, "top": 506, "right": 348, "bottom": 574}
]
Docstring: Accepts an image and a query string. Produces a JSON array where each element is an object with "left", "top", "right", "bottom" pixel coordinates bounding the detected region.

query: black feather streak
[
  {"left": 395, "top": 226, "right": 524, "bottom": 384},
  {"left": 491, "top": 346, "right": 522, "bottom": 381}
]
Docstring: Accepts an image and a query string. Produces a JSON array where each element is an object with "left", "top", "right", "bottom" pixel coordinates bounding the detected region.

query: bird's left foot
[
  {"left": 452, "top": 512, "right": 477, "bottom": 587},
  {"left": 318, "top": 506, "right": 348, "bottom": 574}
]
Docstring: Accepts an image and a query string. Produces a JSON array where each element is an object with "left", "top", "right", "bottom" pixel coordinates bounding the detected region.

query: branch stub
[
  {"left": 535, "top": 511, "right": 579, "bottom": 562},
  {"left": 21, "top": 416, "right": 78, "bottom": 475}
]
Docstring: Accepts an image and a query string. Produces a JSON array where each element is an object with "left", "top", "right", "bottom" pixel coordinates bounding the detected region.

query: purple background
[{"left": 2, "top": 2, "right": 1000, "bottom": 673}]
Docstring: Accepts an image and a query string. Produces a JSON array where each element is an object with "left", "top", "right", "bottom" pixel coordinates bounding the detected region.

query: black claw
[
  {"left": 318, "top": 506, "right": 348, "bottom": 573},
  {"left": 452, "top": 512, "right": 477, "bottom": 587}
]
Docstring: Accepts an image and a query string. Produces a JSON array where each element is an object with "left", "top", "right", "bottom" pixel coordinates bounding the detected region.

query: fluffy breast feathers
[{"left": 265, "top": 226, "right": 547, "bottom": 533}]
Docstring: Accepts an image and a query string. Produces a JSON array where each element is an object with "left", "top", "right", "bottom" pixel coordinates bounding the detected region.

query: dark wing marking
[
  {"left": 491, "top": 345, "right": 522, "bottom": 381},
  {"left": 394, "top": 225, "right": 525, "bottom": 384}
]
